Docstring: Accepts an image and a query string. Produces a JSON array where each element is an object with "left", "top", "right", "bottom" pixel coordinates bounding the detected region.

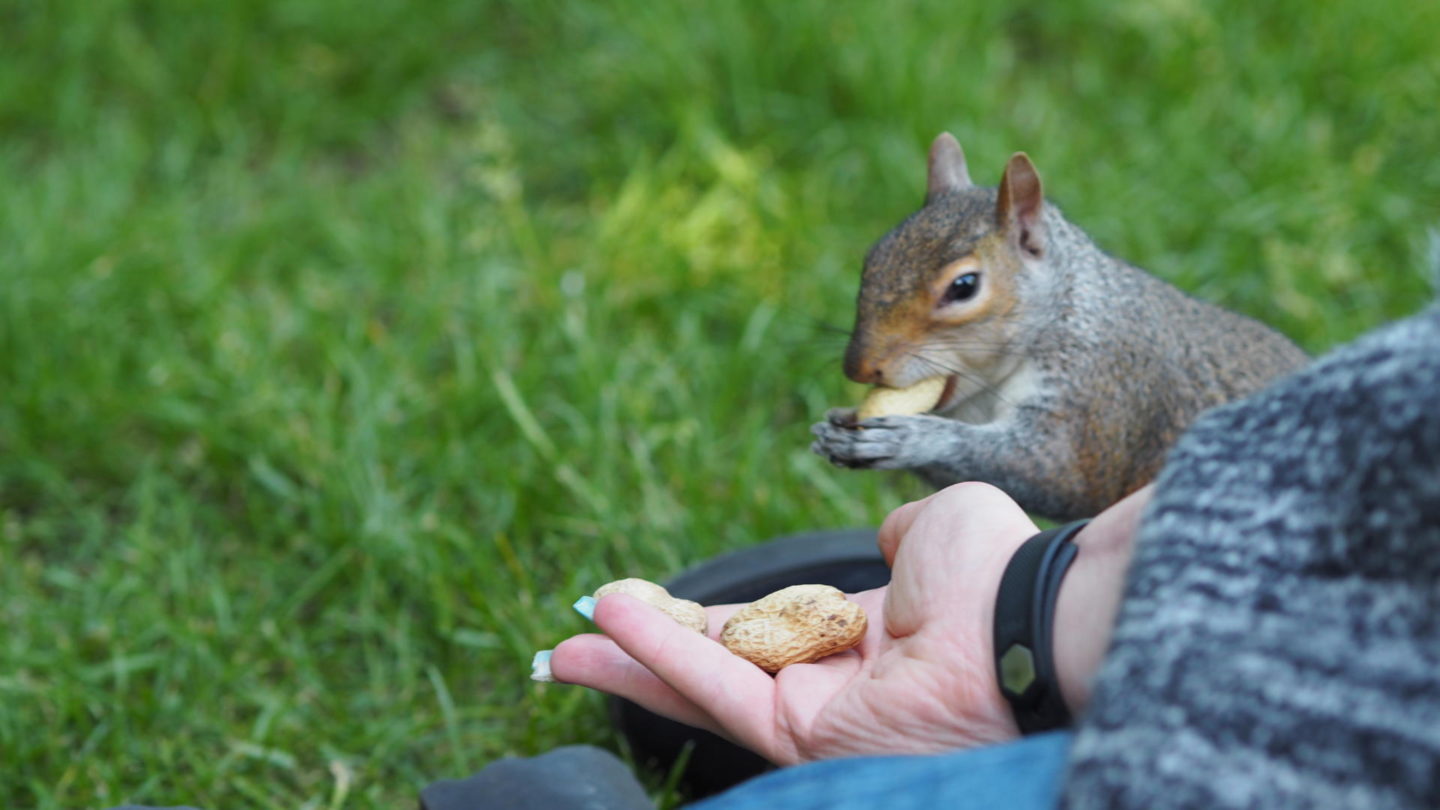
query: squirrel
[{"left": 810, "top": 133, "right": 1310, "bottom": 521}]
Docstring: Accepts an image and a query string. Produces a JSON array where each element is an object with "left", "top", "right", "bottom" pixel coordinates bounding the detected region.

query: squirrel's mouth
[{"left": 931, "top": 375, "right": 961, "bottom": 413}]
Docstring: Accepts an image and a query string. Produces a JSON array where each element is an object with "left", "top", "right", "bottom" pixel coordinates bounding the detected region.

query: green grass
[{"left": 2, "top": 0, "right": 1438, "bottom": 806}]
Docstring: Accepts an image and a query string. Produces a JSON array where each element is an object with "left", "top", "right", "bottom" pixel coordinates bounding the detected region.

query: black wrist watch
[{"left": 992, "top": 519, "right": 1090, "bottom": 734}]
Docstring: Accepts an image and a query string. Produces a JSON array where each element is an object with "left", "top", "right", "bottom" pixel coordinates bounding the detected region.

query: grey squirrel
[{"left": 810, "top": 133, "right": 1309, "bottom": 521}]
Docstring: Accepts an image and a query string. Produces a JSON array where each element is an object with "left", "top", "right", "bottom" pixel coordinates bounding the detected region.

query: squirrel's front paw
[{"left": 810, "top": 413, "right": 949, "bottom": 470}]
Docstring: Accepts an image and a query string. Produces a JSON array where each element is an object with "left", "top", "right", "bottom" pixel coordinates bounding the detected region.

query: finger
[
  {"left": 701, "top": 602, "right": 746, "bottom": 642},
  {"left": 594, "top": 593, "right": 781, "bottom": 758},
  {"left": 547, "top": 596, "right": 754, "bottom": 729},
  {"left": 877, "top": 493, "right": 940, "bottom": 566},
  {"left": 549, "top": 634, "right": 724, "bottom": 735}
]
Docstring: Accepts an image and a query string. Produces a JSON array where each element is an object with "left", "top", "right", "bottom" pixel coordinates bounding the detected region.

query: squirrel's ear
[
  {"left": 926, "top": 132, "right": 972, "bottom": 203},
  {"left": 996, "top": 152, "right": 1045, "bottom": 258}
]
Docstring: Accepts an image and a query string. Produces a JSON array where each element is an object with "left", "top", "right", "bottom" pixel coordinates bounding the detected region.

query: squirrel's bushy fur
[{"left": 811, "top": 134, "right": 1309, "bottom": 520}]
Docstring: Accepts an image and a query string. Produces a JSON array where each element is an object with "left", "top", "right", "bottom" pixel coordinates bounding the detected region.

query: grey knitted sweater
[{"left": 1063, "top": 304, "right": 1440, "bottom": 808}]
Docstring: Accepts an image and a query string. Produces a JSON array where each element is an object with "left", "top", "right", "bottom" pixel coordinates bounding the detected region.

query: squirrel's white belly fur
[{"left": 943, "top": 360, "right": 1042, "bottom": 426}]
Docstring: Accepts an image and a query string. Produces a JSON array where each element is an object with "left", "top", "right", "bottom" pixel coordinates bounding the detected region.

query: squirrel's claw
[
  {"left": 812, "top": 413, "right": 950, "bottom": 470},
  {"left": 811, "top": 416, "right": 891, "bottom": 468}
]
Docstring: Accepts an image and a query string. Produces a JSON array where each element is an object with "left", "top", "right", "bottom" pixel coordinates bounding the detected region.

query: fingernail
[
  {"left": 573, "top": 595, "right": 597, "bottom": 621},
  {"left": 530, "top": 649, "right": 555, "bottom": 683}
]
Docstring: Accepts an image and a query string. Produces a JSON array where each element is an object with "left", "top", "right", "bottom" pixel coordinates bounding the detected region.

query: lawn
[{"left": 2, "top": 0, "right": 1438, "bottom": 807}]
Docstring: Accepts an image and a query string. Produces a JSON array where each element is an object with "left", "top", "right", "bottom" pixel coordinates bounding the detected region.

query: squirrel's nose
[{"left": 843, "top": 344, "right": 886, "bottom": 385}]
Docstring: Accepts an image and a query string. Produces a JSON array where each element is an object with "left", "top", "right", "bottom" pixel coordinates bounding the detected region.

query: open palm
[{"left": 550, "top": 483, "right": 1036, "bottom": 765}]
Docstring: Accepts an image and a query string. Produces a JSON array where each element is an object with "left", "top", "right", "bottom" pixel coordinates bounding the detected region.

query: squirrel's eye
[{"left": 945, "top": 272, "right": 980, "bottom": 303}]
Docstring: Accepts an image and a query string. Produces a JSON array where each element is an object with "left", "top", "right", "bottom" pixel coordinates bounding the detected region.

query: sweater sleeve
[{"left": 1062, "top": 305, "right": 1440, "bottom": 809}]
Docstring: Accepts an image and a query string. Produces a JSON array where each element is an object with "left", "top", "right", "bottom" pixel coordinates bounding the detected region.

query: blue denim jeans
[
  {"left": 691, "top": 732, "right": 1073, "bottom": 810},
  {"left": 110, "top": 733, "right": 1071, "bottom": 810}
]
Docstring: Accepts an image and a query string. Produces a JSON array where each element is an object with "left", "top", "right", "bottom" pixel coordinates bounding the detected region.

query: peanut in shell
[
  {"left": 594, "top": 578, "right": 708, "bottom": 634},
  {"left": 720, "top": 584, "right": 867, "bottom": 673}
]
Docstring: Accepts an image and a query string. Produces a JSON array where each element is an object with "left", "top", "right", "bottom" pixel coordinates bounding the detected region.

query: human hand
[{"left": 548, "top": 482, "right": 1045, "bottom": 765}]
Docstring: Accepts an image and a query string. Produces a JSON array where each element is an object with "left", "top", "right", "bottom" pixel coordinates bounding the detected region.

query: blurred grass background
[{"left": 2, "top": 0, "right": 1437, "bottom": 806}]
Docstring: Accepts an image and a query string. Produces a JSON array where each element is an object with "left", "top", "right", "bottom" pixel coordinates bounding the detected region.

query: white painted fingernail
[
  {"left": 530, "top": 649, "right": 555, "bottom": 682},
  {"left": 573, "top": 595, "right": 597, "bottom": 621}
]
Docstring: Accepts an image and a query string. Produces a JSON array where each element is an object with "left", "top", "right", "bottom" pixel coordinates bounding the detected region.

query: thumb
[{"left": 883, "top": 483, "right": 1036, "bottom": 638}]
